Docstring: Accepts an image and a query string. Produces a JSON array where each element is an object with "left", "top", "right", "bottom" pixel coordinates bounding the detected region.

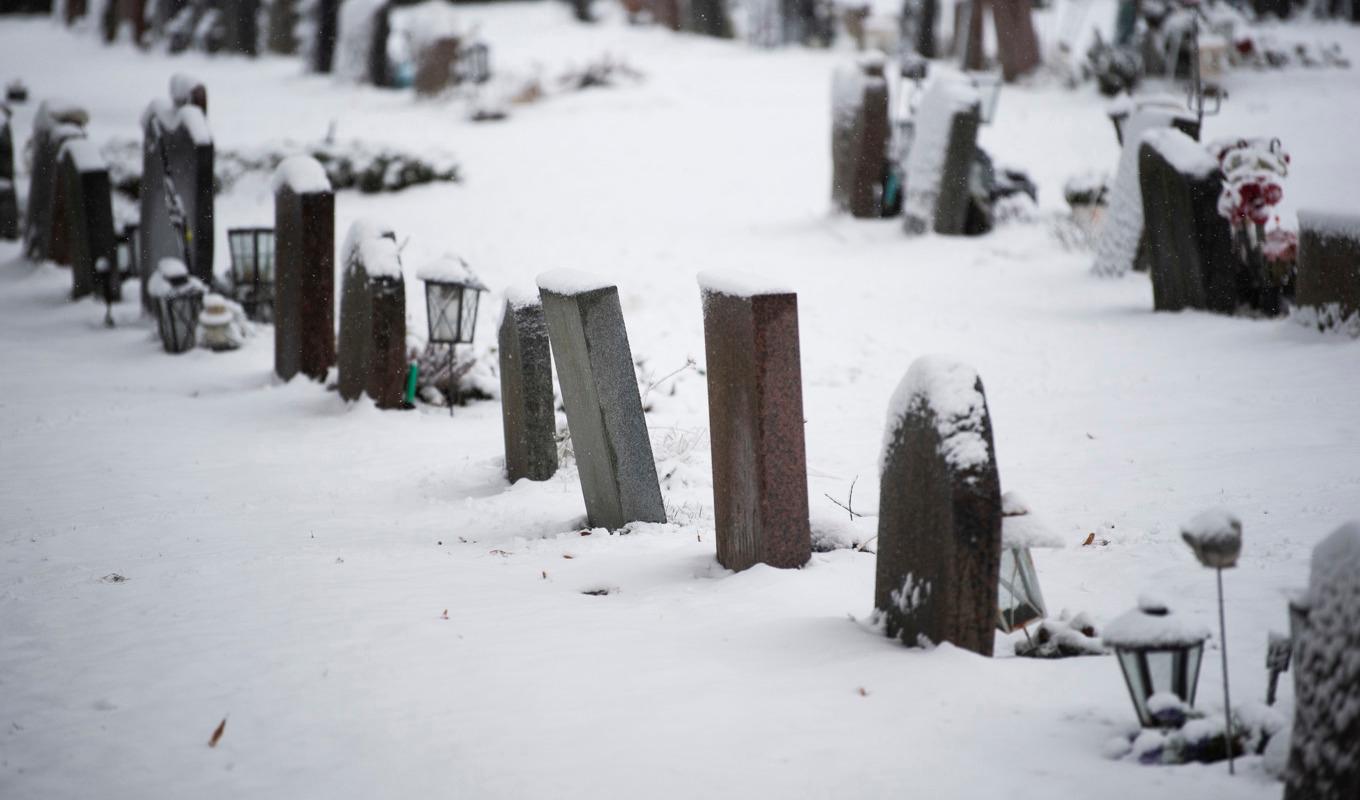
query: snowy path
[{"left": 2, "top": 7, "right": 1358, "bottom": 798}]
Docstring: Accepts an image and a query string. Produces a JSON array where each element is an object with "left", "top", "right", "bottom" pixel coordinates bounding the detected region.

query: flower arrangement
[{"left": 1213, "top": 137, "right": 1293, "bottom": 313}]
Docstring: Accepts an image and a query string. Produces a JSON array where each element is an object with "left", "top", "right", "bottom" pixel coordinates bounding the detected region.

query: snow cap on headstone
[
  {"left": 1181, "top": 507, "right": 1242, "bottom": 569},
  {"left": 536, "top": 269, "right": 613, "bottom": 297},
  {"left": 341, "top": 218, "right": 400, "bottom": 279},
  {"left": 271, "top": 154, "right": 332, "bottom": 195},
  {"left": 697, "top": 269, "right": 793, "bottom": 299},
  {"left": 169, "top": 74, "right": 205, "bottom": 108},
  {"left": 58, "top": 138, "right": 106, "bottom": 174},
  {"left": 503, "top": 285, "right": 541, "bottom": 310},
  {"left": 1102, "top": 595, "right": 1210, "bottom": 649},
  {"left": 880, "top": 355, "right": 992, "bottom": 479}
]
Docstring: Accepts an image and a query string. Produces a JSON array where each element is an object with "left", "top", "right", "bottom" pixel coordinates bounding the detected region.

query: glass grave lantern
[
  {"left": 996, "top": 492, "right": 1060, "bottom": 633},
  {"left": 458, "top": 41, "right": 491, "bottom": 85},
  {"left": 115, "top": 223, "right": 139, "bottom": 280},
  {"left": 966, "top": 71, "right": 1003, "bottom": 124},
  {"left": 148, "top": 257, "right": 205, "bottom": 354},
  {"left": 1103, "top": 596, "right": 1210, "bottom": 728},
  {"left": 227, "top": 227, "right": 276, "bottom": 322},
  {"left": 419, "top": 255, "right": 487, "bottom": 413}
]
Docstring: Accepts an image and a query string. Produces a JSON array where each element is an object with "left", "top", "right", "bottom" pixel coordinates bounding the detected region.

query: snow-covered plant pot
[
  {"left": 1213, "top": 137, "right": 1293, "bottom": 313},
  {"left": 1104, "top": 596, "right": 1210, "bottom": 728},
  {"left": 198, "top": 293, "right": 240, "bottom": 352},
  {"left": 147, "top": 257, "right": 206, "bottom": 354}
]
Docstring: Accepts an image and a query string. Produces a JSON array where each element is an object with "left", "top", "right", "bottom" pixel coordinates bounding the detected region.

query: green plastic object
[{"left": 405, "top": 362, "right": 419, "bottom": 405}]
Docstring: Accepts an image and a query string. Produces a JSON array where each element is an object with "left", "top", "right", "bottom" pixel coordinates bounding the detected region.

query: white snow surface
[
  {"left": 1102, "top": 597, "right": 1211, "bottom": 648},
  {"left": 58, "top": 137, "right": 106, "bottom": 173},
  {"left": 503, "top": 284, "right": 542, "bottom": 309},
  {"left": 881, "top": 355, "right": 991, "bottom": 477},
  {"left": 1182, "top": 507, "right": 1243, "bottom": 547},
  {"left": 270, "top": 154, "right": 332, "bottom": 195},
  {"left": 2, "top": 8, "right": 1360, "bottom": 800},
  {"left": 1002, "top": 492, "right": 1065, "bottom": 549},
  {"left": 697, "top": 268, "right": 793, "bottom": 298},
  {"left": 342, "top": 218, "right": 402, "bottom": 279},
  {"left": 168, "top": 72, "right": 204, "bottom": 107},
  {"left": 141, "top": 97, "right": 213, "bottom": 145},
  {"left": 1299, "top": 208, "right": 1360, "bottom": 240},
  {"left": 903, "top": 76, "right": 981, "bottom": 229},
  {"left": 1143, "top": 128, "right": 1218, "bottom": 179},
  {"left": 537, "top": 268, "right": 613, "bottom": 296}
]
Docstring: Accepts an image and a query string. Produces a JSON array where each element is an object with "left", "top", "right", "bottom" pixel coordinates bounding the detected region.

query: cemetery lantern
[
  {"left": 419, "top": 256, "right": 487, "bottom": 413},
  {"left": 458, "top": 41, "right": 491, "bottom": 85},
  {"left": 1104, "top": 596, "right": 1209, "bottom": 728},
  {"left": 115, "top": 223, "right": 139, "bottom": 280},
  {"left": 227, "top": 226, "right": 276, "bottom": 322},
  {"left": 996, "top": 493, "right": 1060, "bottom": 633},
  {"left": 149, "top": 257, "right": 205, "bottom": 354}
]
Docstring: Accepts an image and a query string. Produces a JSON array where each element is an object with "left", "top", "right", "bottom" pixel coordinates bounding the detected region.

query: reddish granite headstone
[
  {"left": 991, "top": 0, "right": 1041, "bottom": 82},
  {"left": 59, "top": 141, "right": 117, "bottom": 301},
  {"left": 874, "top": 356, "right": 1002, "bottom": 655},
  {"left": 699, "top": 271, "right": 811, "bottom": 571},
  {"left": 831, "top": 55, "right": 890, "bottom": 219},
  {"left": 414, "top": 37, "right": 460, "bottom": 97},
  {"left": 338, "top": 219, "right": 408, "bottom": 409},
  {"left": 1296, "top": 210, "right": 1360, "bottom": 329},
  {"left": 24, "top": 101, "right": 88, "bottom": 264},
  {"left": 273, "top": 156, "right": 336, "bottom": 383}
]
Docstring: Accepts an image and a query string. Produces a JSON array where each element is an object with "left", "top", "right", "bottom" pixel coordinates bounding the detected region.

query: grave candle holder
[
  {"left": 419, "top": 256, "right": 486, "bottom": 415},
  {"left": 148, "top": 258, "right": 205, "bottom": 354},
  {"left": 1104, "top": 596, "right": 1209, "bottom": 729},
  {"left": 227, "top": 226, "right": 276, "bottom": 322}
]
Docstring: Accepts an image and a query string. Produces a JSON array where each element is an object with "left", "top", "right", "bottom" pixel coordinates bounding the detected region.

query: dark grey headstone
[
  {"left": 59, "top": 142, "right": 117, "bottom": 301},
  {"left": 273, "top": 156, "right": 335, "bottom": 382},
  {"left": 0, "top": 108, "right": 15, "bottom": 241},
  {"left": 338, "top": 220, "right": 407, "bottom": 409},
  {"left": 498, "top": 293, "right": 558, "bottom": 483},
  {"left": 1296, "top": 211, "right": 1360, "bottom": 328},
  {"left": 139, "top": 96, "right": 213, "bottom": 309},
  {"left": 1139, "top": 129, "right": 1238, "bottom": 313},
  {"left": 1284, "top": 521, "right": 1360, "bottom": 800},
  {"left": 537, "top": 271, "right": 665, "bottom": 530},
  {"left": 685, "top": 0, "right": 734, "bottom": 38},
  {"left": 902, "top": 79, "right": 981, "bottom": 236},
  {"left": 219, "top": 0, "right": 259, "bottom": 55},
  {"left": 24, "top": 101, "right": 88, "bottom": 263},
  {"left": 267, "top": 0, "right": 299, "bottom": 54},
  {"left": 831, "top": 57, "right": 889, "bottom": 219},
  {"left": 874, "top": 355, "right": 1002, "bottom": 655},
  {"left": 309, "top": 0, "right": 341, "bottom": 73}
]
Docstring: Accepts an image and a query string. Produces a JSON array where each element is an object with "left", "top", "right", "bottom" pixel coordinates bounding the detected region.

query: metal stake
[
  {"left": 447, "top": 344, "right": 455, "bottom": 417},
  {"left": 1217, "top": 567, "right": 1235, "bottom": 774}
]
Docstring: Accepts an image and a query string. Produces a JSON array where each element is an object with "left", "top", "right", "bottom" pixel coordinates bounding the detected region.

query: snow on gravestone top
[
  {"left": 169, "top": 73, "right": 205, "bottom": 107},
  {"left": 902, "top": 77, "right": 981, "bottom": 227},
  {"left": 341, "top": 218, "right": 401, "bottom": 279},
  {"left": 1181, "top": 507, "right": 1242, "bottom": 569},
  {"left": 270, "top": 155, "right": 331, "bottom": 195},
  {"left": 1143, "top": 128, "right": 1218, "bottom": 179},
  {"left": 335, "top": 0, "right": 389, "bottom": 83},
  {"left": 696, "top": 269, "right": 793, "bottom": 298},
  {"left": 140, "top": 99, "right": 213, "bottom": 146},
  {"left": 416, "top": 254, "right": 486, "bottom": 288},
  {"left": 34, "top": 99, "right": 89, "bottom": 133},
  {"left": 503, "top": 285, "right": 542, "bottom": 309},
  {"left": 1103, "top": 595, "right": 1210, "bottom": 649},
  {"left": 1299, "top": 209, "right": 1360, "bottom": 240},
  {"left": 1001, "top": 492, "right": 1065, "bottom": 549},
  {"left": 880, "top": 355, "right": 992, "bottom": 478},
  {"left": 536, "top": 269, "right": 614, "bottom": 296},
  {"left": 58, "top": 138, "right": 106, "bottom": 173}
]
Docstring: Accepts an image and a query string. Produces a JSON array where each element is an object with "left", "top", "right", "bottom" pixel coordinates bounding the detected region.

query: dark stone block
[
  {"left": 498, "top": 295, "right": 558, "bottom": 482},
  {"left": 267, "top": 0, "right": 299, "bottom": 54},
  {"left": 0, "top": 110, "right": 15, "bottom": 241},
  {"left": 874, "top": 356, "right": 1002, "bottom": 655},
  {"left": 699, "top": 275, "right": 811, "bottom": 571},
  {"left": 1138, "top": 130, "right": 1238, "bottom": 313},
  {"left": 903, "top": 80, "right": 980, "bottom": 236},
  {"left": 60, "top": 143, "right": 117, "bottom": 301},
  {"left": 219, "top": 0, "right": 259, "bottom": 55},
  {"left": 310, "top": 0, "right": 341, "bottom": 73},
  {"left": 414, "top": 37, "right": 459, "bottom": 97},
  {"left": 274, "top": 168, "right": 335, "bottom": 382},
  {"left": 1284, "top": 522, "right": 1360, "bottom": 800},
  {"left": 139, "top": 96, "right": 213, "bottom": 310},
  {"left": 831, "top": 57, "right": 889, "bottom": 219},
  {"left": 685, "top": 0, "right": 733, "bottom": 38},
  {"left": 24, "top": 101, "right": 88, "bottom": 264},
  {"left": 1296, "top": 211, "right": 1360, "bottom": 326},
  {"left": 993, "top": 0, "right": 1041, "bottom": 81},
  {"left": 338, "top": 221, "right": 407, "bottom": 409},
  {"left": 538, "top": 272, "right": 665, "bottom": 530}
]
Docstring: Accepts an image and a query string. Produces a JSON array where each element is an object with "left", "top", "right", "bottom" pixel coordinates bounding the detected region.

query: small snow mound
[
  {"left": 1103, "top": 597, "right": 1209, "bottom": 649},
  {"left": 1001, "top": 492, "right": 1064, "bottom": 548},
  {"left": 271, "top": 155, "right": 331, "bottom": 195},
  {"left": 35, "top": 99, "right": 88, "bottom": 132},
  {"left": 157, "top": 258, "right": 188, "bottom": 280},
  {"left": 537, "top": 269, "right": 613, "bottom": 296},
  {"left": 697, "top": 269, "right": 793, "bottom": 298},
  {"left": 881, "top": 355, "right": 992, "bottom": 478}
]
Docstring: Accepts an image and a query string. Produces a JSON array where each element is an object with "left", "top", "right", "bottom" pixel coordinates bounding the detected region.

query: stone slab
[
  {"left": 274, "top": 182, "right": 335, "bottom": 382},
  {"left": 498, "top": 295, "right": 559, "bottom": 482},
  {"left": 1297, "top": 211, "right": 1360, "bottom": 325}
]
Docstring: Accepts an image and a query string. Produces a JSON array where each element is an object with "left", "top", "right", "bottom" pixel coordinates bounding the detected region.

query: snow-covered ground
[{"left": 2, "top": 5, "right": 1359, "bottom": 798}]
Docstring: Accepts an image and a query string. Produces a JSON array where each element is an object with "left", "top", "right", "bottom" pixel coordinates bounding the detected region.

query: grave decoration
[
  {"left": 1181, "top": 508, "right": 1243, "bottom": 774},
  {"left": 1212, "top": 137, "right": 1292, "bottom": 313},
  {"left": 996, "top": 492, "right": 1062, "bottom": 634},
  {"left": 419, "top": 254, "right": 487, "bottom": 412},
  {"left": 1104, "top": 595, "right": 1209, "bottom": 729},
  {"left": 497, "top": 288, "right": 557, "bottom": 482},
  {"left": 198, "top": 293, "right": 251, "bottom": 351},
  {"left": 148, "top": 257, "right": 207, "bottom": 354},
  {"left": 956, "top": 0, "right": 1041, "bottom": 81},
  {"left": 1294, "top": 210, "right": 1360, "bottom": 334},
  {"left": 227, "top": 227, "right": 276, "bottom": 322}
]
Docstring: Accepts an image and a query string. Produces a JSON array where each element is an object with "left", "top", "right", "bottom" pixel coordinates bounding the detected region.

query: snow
[
  {"left": 1001, "top": 491, "right": 1065, "bottom": 549},
  {"left": 335, "top": 0, "right": 389, "bottom": 84},
  {"left": 696, "top": 269, "right": 793, "bottom": 298},
  {"left": 141, "top": 98, "right": 213, "bottom": 145},
  {"left": 1143, "top": 128, "right": 1218, "bottom": 179},
  {"left": 416, "top": 254, "right": 485, "bottom": 289},
  {"left": 59, "top": 137, "right": 106, "bottom": 173},
  {"left": 1182, "top": 508, "right": 1243, "bottom": 547},
  {"left": 270, "top": 154, "right": 332, "bottom": 195},
  {"left": 168, "top": 73, "right": 204, "bottom": 108},
  {"left": 902, "top": 76, "right": 981, "bottom": 230},
  {"left": 2, "top": 8, "right": 1360, "bottom": 800},
  {"left": 342, "top": 218, "right": 402, "bottom": 279},
  {"left": 146, "top": 257, "right": 207, "bottom": 298},
  {"left": 881, "top": 355, "right": 992, "bottom": 477},
  {"left": 536, "top": 268, "right": 613, "bottom": 296},
  {"left": 1299, "top": 208, "right": 1360, "bottom": 240},
  {"left": 1102, "top": 596, "right": 1211, "bottom": 649},
  {"left": 503, "top": 285, "right": 542, "bottom": 309},
  {"left": 33, "top": 98, "right": 88, "bottom": 133}
]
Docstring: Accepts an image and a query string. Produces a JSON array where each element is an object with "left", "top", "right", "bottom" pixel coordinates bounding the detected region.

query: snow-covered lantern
[
  {"left": 1104, "top": 596, "right": 1210, "bottom": 728},
  {"left": 148, "top": 257, "right": 205, "bottom": 354},
  {"left": 458, "top": 41, "right": 491, "bottom": 85},
  {"left": 967, "top": 71, "right": 1002, "bottom": 124},
  {"left": 996, "top": 492, "right": 1063, "bottom": 632},
  {"left": 420, "top": 255, "right": 487, "bottom": 348},
  {"left": 227, "top": 226, "right": 275, "bottom": 322},
  {"left": 115, "top": 223, "right": 139, "bottom": 280},
  {"left": 198, "top": 293, "right": 239, "bottom": 352}
]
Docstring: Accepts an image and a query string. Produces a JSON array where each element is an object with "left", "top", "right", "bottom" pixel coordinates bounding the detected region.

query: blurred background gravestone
[
  {"left": 902, "top": 78, "right": 981, "bottom": 235},
  {"left": 59, "top": 140, "right": 116, "bottom": 301},
  {"left": 1295, "top": 211, "right": 1360, "bottom": 331},
  {"left": 699, "top": 271, "right": 811, "bottom": 571},
  {"left": 338, "top": 219, "right": 408, "bottom": 409},
  {"left": 24, "top": 100, "right": 89, "bottom": 265},
  {"left": 537, "top": 270, "right": 666, "bottom": 530},
  {"left": 273, "top": 155, "right": 335, "bottom": 382},
  {"left": 498, "top": 291, "right": 558, "bottom": 483},
  {"left": 139, "top": 80, "right": 213, "bottom": 309},
  {"left": 267, "top": 0, "right": 299, "bottom": 54},
  {"left": 831, "top": 55, "right": 889, "bottom": 219},
  {"left": 0, "top": 105, "right": 16, "bottom": 241},
  {"left": 308, "top": 0, "right": 342, "bottom": 73},
  {"left": 874, "top": 355, "right": 1002, "bottom": 655}
]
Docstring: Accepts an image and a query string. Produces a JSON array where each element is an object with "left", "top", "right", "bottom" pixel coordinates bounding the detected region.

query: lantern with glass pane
[
  {"left": 996, "top": 492, "right": 1061, "bottom": 633},
  {"left": 1103, "top": 596, "right": 1210, "bottom": 728},
  {"left": 227, "top": 227, "right": 275, "bottom": 322},
  {"left": 115, "top": 223, "right": 139, "bottom": 281},
  {"left": 419, "top": 256, "right": 487, "bottom": 413},
  {"left": 148, "top": 257, "right": 206, "bottom": 354}
]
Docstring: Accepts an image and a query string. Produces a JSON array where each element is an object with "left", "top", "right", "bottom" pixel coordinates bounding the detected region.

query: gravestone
[
  {"left": 267, "top": 0, "right": 299, "bottom": 54},
  {"left": 992, "top": 0, "right": 1041, "bottom": 81},
  {"left": 686, "top": 0, "right": 734, "bottom": 38},
  {"left": 338, "top": 219, "right": 407, "bottom": 409},
  {"left": 273, "top": 155, "right": 336, "bottom": 382},
  {"left": 699, "top": 271, "right": 811, "bottom": 571},
  {"left": 24, "top": 100, "right": 89, "bottom": 264},
  {"left": 1139, "top": 128, "right": 1238, "bottom": 313},
  {"left": 1092, "top": 107, "right": 1200, "bottom": 277},
  {"left": 219, "top": 0, "right": 259, "bottom": 55},
  {"left": 335, "top": 0, "right": 392, "bottom": 86},
  {"left": 497, "top": 290, "right": 558, "bottom": 483},
  {"left": 903, "top": 78, "right": 981, "bottom": 236},
  {"left": 0, "top": 106, "right": 16, "bottom": 241},
  {"left": 58, "top": 140, "right": 117, "bottom": 301},
  {"left": 170, "top": 73, "right": 208, "bottom": 115},
  {"left": 651, "top": 0, "right": 682, "bottom": 30},
  {"left": 309, "top": 0, "right": 341, "bottom": 72},
  {"left": 874, "top": 355, "right": 1002, "bottom": 654},
  {"left": 831, "top": 55, "right": 890, "bottom": 219},
  {"left": 537, "top": 270, "right": 666, "bottom": 530},
  {"left": 1283, "top": 521, "right": 1360, "bottom": 800},
  {"left": 139, "top": 93, "right": 213, "bottom": 309},
  {"left": 1296, "top": 211, "right": 1360, "bottom": 328},
  {"left": 414, "top": 37, "right": 460, "bottom": 97}
]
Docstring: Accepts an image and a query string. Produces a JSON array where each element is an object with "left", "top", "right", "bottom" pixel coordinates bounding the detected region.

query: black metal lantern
[
  {"left": 115, "top": 223, "right": 139, "bottom": 281},
  {"left": 149, "top": 258, "right": 205, "bottom": 354},
  {"left": 227, "top": 227, "right": 275, "bottom": 322},
  {"left": 419, "top": 256, "right": 487, "bottom": 414},
  {"left": 458, "top": 41, "right": 491, "bottom": 85},
  {"left": 1104, "top": 597, "right": 1209, "bottom": 728}
]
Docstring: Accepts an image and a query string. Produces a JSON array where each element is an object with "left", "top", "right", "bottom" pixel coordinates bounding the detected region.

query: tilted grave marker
[
  {"left": 498, "top": 290, "right": 558, "bottom": 483},
  {"left": 59, "top": 140, "right": 117, "bottom": 301}
]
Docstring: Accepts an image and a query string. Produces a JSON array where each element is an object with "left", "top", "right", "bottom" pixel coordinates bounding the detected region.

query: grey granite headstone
[
  {"left": 831, "top": 56, "right": 890, "bottom": 219},
  {"left": 874, "top": 355, "right": 1002, "bottom": 655},
  {"left": 267, "top": 0, "right": 299, "bottom": 54},
  {"left": 0, "top": 106, "right": 16, "bottom": 240},
  {"left": 273, "top": 155, "right": 335, "bottom": 382},
  {"left": 59, "top": 141, "right": 117, "bottom": 301},
  {"left": 1139, "top": 128, "right": 1238, "bottom": 313},
  {"left": 902, "top": 78, "right": 981, "bottom": 236},
  {"left": 139, "top": 88, "right": 213, "bottom": 309},
  {"left": 1284, "top": 521, "right": 1360, "bottom": 800},
  {"left": 338, "top": 219, "right": 407, "bottom": 409},
  {"left": 309, "top": 0, "right": 341, "bottom": 73},
  {"left": 24, "top": 100, "right": 89, "bottom": 263},
  {"left": 498, "top": 292, "right": 558, "bottom": 483},
  {"left": 537, "top": 270, "right": 665, "bottom": 530},
  {"left": 1296, "top": 210, "right": 1360, "bottom": 329}
]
